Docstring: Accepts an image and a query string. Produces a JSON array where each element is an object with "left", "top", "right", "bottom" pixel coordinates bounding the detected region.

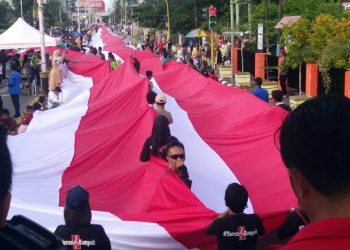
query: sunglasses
[{"left": 168, "top": 154, "right": 185, "bottom": 160}]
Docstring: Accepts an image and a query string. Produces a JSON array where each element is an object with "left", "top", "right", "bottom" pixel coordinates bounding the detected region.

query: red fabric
[
  {"left": 60, "top": 59, "right": 218, "bottom": 249},
  {"left": 155, "top": 62, "right": 296, "bottom": 219},
  {"left": 100, "top": 29, "right": 155, "bottom": 62},
  {"left": 69, "top": 53, "right": 111, "bottom": 84},
  {"left": 59, "top": 30, "right": 297, "bottom": 249},
  {"left": 19, "top": 46, "right": 57, "bottom": 57},
  {"left": 65, "top": 49, "right": 85, "bottom": 59},
  {"left": 139, "top": 57, "right": 163, "bottom": 75},
  {"left": 272, "top": 218, "right": 350, "bottom": 250}
]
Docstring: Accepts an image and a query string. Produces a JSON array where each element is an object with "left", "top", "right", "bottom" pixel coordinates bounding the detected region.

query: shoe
[{"left": 14, "top": 114, "right": 20, "bottom": 119}]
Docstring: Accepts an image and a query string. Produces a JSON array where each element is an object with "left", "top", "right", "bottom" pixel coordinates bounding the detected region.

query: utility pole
[
  {"left": 248, "top": 0, "right": 252, "bottom": 32},
  {"left": 37, "top": 0, "right": 46, "bottom": 90},
  {"left": 276, "top": 0, "right": 283, "bottom": 56},
  {"left": 59, "top": 5, "right": 62, "bottom": 23},
  {"left": 194, "top": 0, "right": 198, "bottom": 29},
  {"left": 230, "top": 0, "right": 234, "bottom": 33},
  {"left": 165, "top": 0, "right": 171, "bottom": 41},
  {"left": 120, "top": 0, "right": 123, "bottom": 25},
  {"left": 77, "top": 0, "right": 81, "bottom": 32},
  {"left": 124, "top": 0, "right": 127, "bottom": 27},
  {"left": 278, "top": 0, "right": 283, "bottom": 21},
  {"left": 230, "top": 0, "right": 234, "bottom": 80},
  {"left": 265, "top": 0, "right": 269, "bottom": 53},
  {"left": 235, "top": 0, "right": 240, "bottom": 27}
]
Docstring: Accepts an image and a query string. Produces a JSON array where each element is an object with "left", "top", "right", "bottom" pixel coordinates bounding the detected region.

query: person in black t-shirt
[
  {"left": 207, "top": 183, "right": 264, "bottom": 250},
  {"left": 140, "top": 115, "right": 177, "bottom": 162},
  {"left": 54, "top": 185, "right": 111, "bottom": 250}
]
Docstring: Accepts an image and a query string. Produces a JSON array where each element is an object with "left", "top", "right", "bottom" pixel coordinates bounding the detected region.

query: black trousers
[
  {"left": 0, "top": 95, "right": 3, "bottom": 111},
  {"left": 30, "top": 67, "right": 40, "bottom": 86},
  {"left": 10, "top": 94, "right": 20, "bottom": 117},
  {"left": 279, "top": 74, "right": 288, "bottom": 95},
  {"left": 1, "top": 62, "right": 5, "bottom": 76}
]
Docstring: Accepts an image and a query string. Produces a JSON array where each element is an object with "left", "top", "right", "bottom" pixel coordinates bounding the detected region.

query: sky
[{"left": 104, "top": 0, "right": 113, "bottom": 12}]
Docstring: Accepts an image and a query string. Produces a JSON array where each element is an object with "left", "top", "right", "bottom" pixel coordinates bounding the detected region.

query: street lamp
[{"left": 165, "top": 0, "right": 171, "bottom": 41}]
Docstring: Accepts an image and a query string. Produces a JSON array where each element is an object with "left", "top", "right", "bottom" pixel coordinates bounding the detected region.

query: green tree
[
  {"left": 133, "top": 0, "right": 231, "bottom": 35},
  {"left": 43, "top": 0, "right": 70, "bottom": 27},
  {"left": 283, "top": 0, "right": 347, "bottom": 20},
  {"left": 281, "top": 18, "right": 315, "bottom": 67},
  {"left": 132, "top": 0, "right": 164, "bottom": 29},
  {"left": 0, "top": 0, "right": 15, "bottom": 30},
  {"left": 250, "top": 0, "right": 279, "bottom": 52},
  {"left": 309, "top": 14, "right": 350, "bottom": 93},
  {"left": 282, "top": 13, "right": 350, "bottom": 94},
  {"left": 281, "top": 18, "right": 315, "bottom": 95},
  {"left": 12, "top": 0, "right": 35, "bottom": 23},
  {"left": 110, "top": 0, "right": 123, "bottom": 25},
  {"left": 309, "top": 14, "right": 342, "bottom": 59}
]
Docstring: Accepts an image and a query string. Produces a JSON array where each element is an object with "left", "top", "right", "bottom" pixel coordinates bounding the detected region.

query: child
[{"left": 207, "top": 183, "right": 265, "bottom": 250}]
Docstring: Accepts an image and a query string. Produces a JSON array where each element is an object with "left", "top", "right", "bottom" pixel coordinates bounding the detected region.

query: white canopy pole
[{"left": 38, "top": 0, "right": 46, "bottom": 73}]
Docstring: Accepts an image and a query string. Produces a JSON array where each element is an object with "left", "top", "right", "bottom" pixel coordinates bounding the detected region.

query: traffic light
[
  {"left": 201, "top": 7, "right": 208, "bottom": 20},
  {"left": 208, "top": 6, "right": 217, "bottom": 30}
]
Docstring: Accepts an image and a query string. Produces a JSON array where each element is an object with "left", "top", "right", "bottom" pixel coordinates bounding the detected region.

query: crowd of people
[
  {"left": 1, "top": 93, "right": 349, "bottom": 249},
  {"left": 0, "top": 24, "right": 120, "bottom": 136},
  {"left": 0, "top": 130, "right": 111, "bottom": 249},
  {"left": 0, "top": 24, "right": 349, "bottom": 250}
]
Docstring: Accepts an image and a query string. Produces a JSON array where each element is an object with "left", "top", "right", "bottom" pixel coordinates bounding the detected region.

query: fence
[
  {"left": 318, "top": 68, "right": 345, "bottom": 96},
  {"left": 287, "top": 64, "right": 306, "bottom": 93},
  {"left": 265, "top": 54, "right": 279, "bottom": 82},
  {"left": 237, "top": 50, "right": 255, "bottom": 76},
  {"left": 233, "top": 49, "right": 347, "bottom": 97}
]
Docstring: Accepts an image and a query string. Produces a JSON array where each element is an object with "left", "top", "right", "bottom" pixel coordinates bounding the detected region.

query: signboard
[
  {"left": 257, "top": 23, "right": 264, "bottom": 51},
  {"left": 75, "top": 0, "right": 105, "bottom": 12},
  {"left": 222, "top": 31, "right": 243, "bottom": 36}
]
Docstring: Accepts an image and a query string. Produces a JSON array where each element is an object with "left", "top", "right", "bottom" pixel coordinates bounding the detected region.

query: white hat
[{"left": 155, "top": 93, "right": 166, "bottom": 104}]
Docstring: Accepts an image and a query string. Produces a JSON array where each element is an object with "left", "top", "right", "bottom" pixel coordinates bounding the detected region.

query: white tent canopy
[{"left": 0, "top": 18, "right": 59, "bottom": 49}]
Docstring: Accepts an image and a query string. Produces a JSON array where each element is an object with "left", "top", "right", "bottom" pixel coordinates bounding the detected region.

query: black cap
[{"left": 66, "top": 185, "right": 90, "bottom": 211}]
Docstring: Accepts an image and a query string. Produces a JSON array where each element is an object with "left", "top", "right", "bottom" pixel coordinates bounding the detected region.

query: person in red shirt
[
  {"left": 157, "top": 40, "right": 164, "bottom": 55},
  {"left": 277, "top": 95, "right": 350, "bottom": 250}
]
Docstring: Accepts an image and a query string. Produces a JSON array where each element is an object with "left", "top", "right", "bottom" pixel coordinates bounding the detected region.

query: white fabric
[
  {"left": 90, "top": 28, "right": 104, "bottom": 49},
  {"left": 102, "top": 51, "right": 124, "bottom": 64},
  {"left": 92, "top": 29, "right": 124, "bottom": 63},
  {"left": 6, "top": 30, "right": 189, "bottom": 250},
  {"left": 8, "top": 71, "right": 189, "bottom": 250},
  {"left": 47, "top": 91, "right": 63, "bottom": 109},
  {"left": 6, "top": 29, "right": 254, "bottom": 250},
  {"left": 0, "top": 18, "right": 59, "bottom": 49}
]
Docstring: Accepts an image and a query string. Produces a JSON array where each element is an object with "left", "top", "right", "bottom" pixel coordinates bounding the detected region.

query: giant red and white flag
[{"left": 7, "top": 28, "right": 296, "bottom": 249}]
